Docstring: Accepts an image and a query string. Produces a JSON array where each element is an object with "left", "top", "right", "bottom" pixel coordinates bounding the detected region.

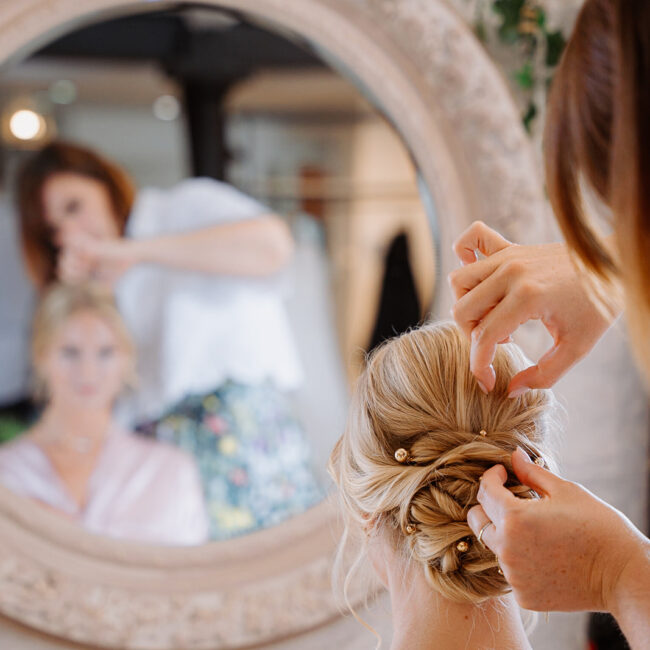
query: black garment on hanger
[{"left": 368, "top": 232, "right": 422, "bottom": 352}]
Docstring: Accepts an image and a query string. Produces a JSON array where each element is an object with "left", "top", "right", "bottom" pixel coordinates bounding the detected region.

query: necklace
[
  {"left": 35, "top": 427, "right": 103, "bottom": 456},
  {"left": 69, "top": 436, "right": 96, "bottom": 454}
]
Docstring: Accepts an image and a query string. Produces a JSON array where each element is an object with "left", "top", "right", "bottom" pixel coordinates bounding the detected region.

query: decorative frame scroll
[{"left": 0, "top": 0, "right": 549, "bottom": 647}]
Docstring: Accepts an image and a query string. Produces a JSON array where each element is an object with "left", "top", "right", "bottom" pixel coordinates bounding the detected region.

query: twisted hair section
[{"left": 329, "top": 322, "right": 558, "bottom": 605}]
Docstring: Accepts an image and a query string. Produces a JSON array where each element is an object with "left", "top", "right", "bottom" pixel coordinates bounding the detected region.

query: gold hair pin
[
  {"left": 405, "top": 523, "right": 417, "bottom": 535},
  {"left": 479, "top": 429, "right": 488, "bottom": 437},
  {"left": 456, "top": 540, "right": 470, "bottom": 553},
  {"left": 394, "top": 448, "right": 410, "bottom": 463}
]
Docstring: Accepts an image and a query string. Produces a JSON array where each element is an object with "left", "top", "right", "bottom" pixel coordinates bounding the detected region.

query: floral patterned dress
[{"left": 137, "top": 381, "right": 323, "bottom": 541}]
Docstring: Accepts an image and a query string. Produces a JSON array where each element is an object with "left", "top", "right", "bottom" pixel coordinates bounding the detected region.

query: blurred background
[
  {"left": 0, "top": 5, "right": 436, "bottom": 489},
  {"left": 0, "top": 2, "right": 645, "bottom": 650}
]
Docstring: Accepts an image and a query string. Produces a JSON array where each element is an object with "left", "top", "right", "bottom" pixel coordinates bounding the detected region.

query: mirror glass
[{"left": 0, "top": 4, "right": 437, "bottom": 545}]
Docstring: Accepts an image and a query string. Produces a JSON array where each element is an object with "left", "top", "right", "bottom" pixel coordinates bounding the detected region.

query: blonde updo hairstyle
[
  {"left": 329, "top": 322, "right": 558, "bottom": 606},
  {"left": 32, "top": 283, "right": 137, "bottom": 400}
]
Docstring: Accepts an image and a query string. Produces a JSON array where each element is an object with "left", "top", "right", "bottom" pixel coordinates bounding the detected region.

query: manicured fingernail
[
  {"left": 508, "top": 386, "right": 529, "bottom": 399},
  {"left": 515, "top": 446, "right": 532, "bottom": 463},
  {"left": 477, "top": 380, "right": 488, "bottom": 395},
  {"left": 487, "top": 364, "right": 496, "bottom": 391}
]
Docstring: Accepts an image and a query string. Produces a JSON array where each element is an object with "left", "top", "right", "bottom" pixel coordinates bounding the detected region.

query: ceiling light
[
  {"left": 9, "top": 109, "right": 46, "bottom": 140},
  {"left": 153, "top": 95, "right": 180, "bottom": 121}
]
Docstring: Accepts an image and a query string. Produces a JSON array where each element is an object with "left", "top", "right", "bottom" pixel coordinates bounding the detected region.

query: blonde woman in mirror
[
  {"left": 329, "top": 321, "right": 559, "bottom": 649},
  {"left": 16, "top": 141, "right": 322, "bottom": 540},
  {"left": 0, "top": 284, "right": 208, "bottom": 545}
]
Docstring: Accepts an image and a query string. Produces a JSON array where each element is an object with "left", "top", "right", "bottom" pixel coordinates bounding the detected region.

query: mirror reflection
[{"left": 0, "top": 5, "right": 437, "bottom": 545}]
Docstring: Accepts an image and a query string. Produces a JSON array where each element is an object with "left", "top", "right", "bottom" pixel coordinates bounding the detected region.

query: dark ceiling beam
[
  {"left": 37, "top": 13, "right": 185, "bottom": 60},
  {"left": 33, "top": 8, "right": 328, "bottom": 180},
  {"left": 183, "top": 81, "right": 233, "bottom": 180},
  {"left": 35, "top": 11, "right": 325, "bottom": 83}
]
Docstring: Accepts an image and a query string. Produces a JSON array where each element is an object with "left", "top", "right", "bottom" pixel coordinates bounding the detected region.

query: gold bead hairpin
[
  {"left": 456, "top": 540, "right": 470, "bottom": 553},
  {"left": 479, "top": 429, "right": 488, "bottom": 437},
  {"left": 405, "top": 523, "right": 417, "bottom": 535},
  {"left": 394, "top": 448, "right": 410, "bottom": 463}
]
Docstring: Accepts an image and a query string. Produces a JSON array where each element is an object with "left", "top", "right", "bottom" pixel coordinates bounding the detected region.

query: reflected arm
[
  {"left": 125, "top": 213, "right": 294, "bottom": 276},
  {"left": 60, "top": 213, "right": 296, "bottom": 284}
]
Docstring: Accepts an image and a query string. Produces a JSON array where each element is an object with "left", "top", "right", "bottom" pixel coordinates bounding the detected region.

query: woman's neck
[
  {"left": 30, "top": 404, "right": 114, "bottom": 509},
  {"left": 387, "top": 567, "right": 531, "bottom": 650},
  {"left": 36, "top": 404, "right": 113, "bottom": 451}
]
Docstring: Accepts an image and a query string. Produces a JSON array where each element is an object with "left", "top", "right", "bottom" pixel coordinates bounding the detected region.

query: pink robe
[{"left": 0, "top": 429, "right": 209, "bottom": 545}]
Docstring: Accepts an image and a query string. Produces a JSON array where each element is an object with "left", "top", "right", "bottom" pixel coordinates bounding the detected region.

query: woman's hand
[
  {"left": 448, "top": 221, "right": 619, "bottom": 395},
  {"left": 467, "top": 449, "right": 650, "bottom": 647},
  {"left": 57, "top": 246, "right": 95, "bottom": 285},
  {"left": 58, "top": 230, "right": 138, "bottom": 287}
]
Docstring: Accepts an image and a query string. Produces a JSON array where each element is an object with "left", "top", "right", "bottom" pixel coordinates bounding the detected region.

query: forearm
[
  {"left": 128, "top": 215, "right": 294, "bottom": 276},
  {"left": 609, "top": 539, "right": 650, "bottom": 650}
]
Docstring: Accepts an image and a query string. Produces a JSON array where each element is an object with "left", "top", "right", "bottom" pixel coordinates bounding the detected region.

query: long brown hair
[
  {"left": 17, "top": 141, "right": 135, "bottom": 290},
  {"left": 544, "top": 0, "right": 650, "bottom": 378}
]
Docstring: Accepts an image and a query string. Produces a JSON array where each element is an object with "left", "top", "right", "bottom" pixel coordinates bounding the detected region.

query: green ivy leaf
[
  {"left": 493, "top": 0, "right": 525, "bottom": 44},
  {"left": 475, "top": 19, "right": 487, "bottom": 43},
  {"left": 493, "top": 0, "right": 525, "bottom": 23},
  {"left": 514, "top": 61, "right": 535, "bottom": 89},
  {"left": 498, "top": 24, "right": 520, "bottom": 44},
  {"left": 523, "top": 101, "right": 538, "bottom": 133},
  {"left": 0, "top": 416, "right": 25, "bottom": 443},
  {"left": 546, "top": 30, "right": 566, "bottom": 66}
]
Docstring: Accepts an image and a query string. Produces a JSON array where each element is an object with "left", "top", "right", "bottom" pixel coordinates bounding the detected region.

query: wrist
[
  {"left": 122, "top": 237, "right": 148, "bottom": 267},
  {"left": 605, "top": 530, "right": 650, "bottom": 618}
]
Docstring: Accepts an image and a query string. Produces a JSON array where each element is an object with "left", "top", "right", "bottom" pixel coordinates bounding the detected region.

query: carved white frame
[{"left": 0, "top": 1, "right": 550, "bottom": 647}]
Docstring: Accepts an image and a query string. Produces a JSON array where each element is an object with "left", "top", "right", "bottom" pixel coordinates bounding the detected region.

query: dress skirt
[{"left": 137, "top": 381, "right": 323, "bottom": 540}]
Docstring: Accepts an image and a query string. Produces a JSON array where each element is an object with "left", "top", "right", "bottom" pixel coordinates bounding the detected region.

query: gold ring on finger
[{"left": 476, "top": 521, "right": 493, "bottom": 549}]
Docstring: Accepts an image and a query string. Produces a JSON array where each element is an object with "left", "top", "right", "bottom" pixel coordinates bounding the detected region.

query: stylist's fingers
[
  {"left": 58, "top": 227, "right": 86, "bottom": 250},
  {"left": 452, "top": 221, "right": 513, "bottom": 265},
  {"left": 448, "top": 257, "right": 498, "bottom": 301},
  {"left": 470, "top": 292, "right": 534, "bottom": 391},
  {"left": 452, "top": 266, "right": 515, "bottom": 339},
  {"left": 510, "top": 447, "right": 562, "bottom": 497},
  {"left": 61, "top": 231, "right": 106, "bottom": 269},
  {"left": 467, "top": 505, "right": 499, "bottom": 553},
  {"left": 64, "top": 230, "right": 94, "bottom": 255},
  {"left": 58, "top": 251, "right": 91, "bottom": 284},
  {"left": 476, "top": 464, "right": 517, "bottom": 525},
  {"left": 508, "top": 338, "right": 590, "bottom": 396}
]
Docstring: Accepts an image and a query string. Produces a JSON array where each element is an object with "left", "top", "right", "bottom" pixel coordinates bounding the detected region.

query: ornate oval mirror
[{"left": 0, "top": 1, "right": 547, "bottom": 648}]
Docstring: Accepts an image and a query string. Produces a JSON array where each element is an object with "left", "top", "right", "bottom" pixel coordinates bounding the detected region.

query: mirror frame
[{"left": 0, "top": 1, "right": 551, "bottom": 647}]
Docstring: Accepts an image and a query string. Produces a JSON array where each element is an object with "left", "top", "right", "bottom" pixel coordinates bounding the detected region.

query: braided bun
[{"left": 329, "top": 321, "right": 558, "bottom": 604}]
